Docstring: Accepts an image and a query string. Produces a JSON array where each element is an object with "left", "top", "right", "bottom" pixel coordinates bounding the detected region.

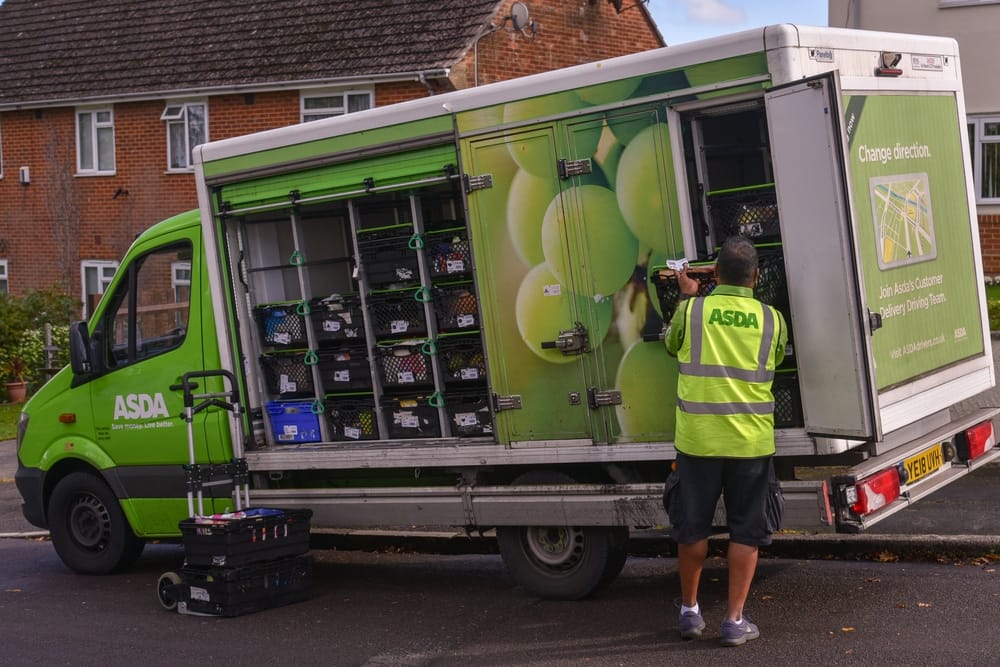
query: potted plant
[{"left": 3, "top": 356, "right": 30, "bottom": 404}]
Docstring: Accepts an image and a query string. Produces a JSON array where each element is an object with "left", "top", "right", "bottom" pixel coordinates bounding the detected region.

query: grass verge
[{"left": 0, "top": 402, "right": 21, "bottom": 441}]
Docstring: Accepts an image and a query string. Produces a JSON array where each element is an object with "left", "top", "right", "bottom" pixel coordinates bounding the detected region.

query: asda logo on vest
[
  {"left": 113, "top": 393, "right": 170, "bottom": 420},
  {"left": 708, "top": 308, "right": 759, "bottom": 329}
]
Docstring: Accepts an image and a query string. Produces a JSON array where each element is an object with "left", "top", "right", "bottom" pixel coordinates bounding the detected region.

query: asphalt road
[{"left": 0, "top": 537, "right": 997, "bottom": 666}]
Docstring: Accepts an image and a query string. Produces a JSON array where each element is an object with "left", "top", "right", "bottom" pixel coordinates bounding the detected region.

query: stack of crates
[{"left": 176, "top": 508, "right": 313, "bottom": 616}]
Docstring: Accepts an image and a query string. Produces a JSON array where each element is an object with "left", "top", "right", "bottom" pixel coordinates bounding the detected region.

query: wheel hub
[
  {"left": 524, "top": 526, "right": 584, "bottom": 570},
  {"left": 68, "top": 493, "right": 110, "bottom": 550}
]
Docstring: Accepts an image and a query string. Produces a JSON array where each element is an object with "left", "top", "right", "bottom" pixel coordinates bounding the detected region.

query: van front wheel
[{"left": 48, "top": 472, "right": 145, "bottom": 574}]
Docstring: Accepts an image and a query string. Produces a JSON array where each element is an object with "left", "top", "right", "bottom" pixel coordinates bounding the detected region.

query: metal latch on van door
[
  {"left": 558, "top": 158, "right": 592, "bottom": 180},
  {"left": 588, "top": 388, "right": 622, "bottom": 409},
  {"left": 868, "top": 309, "right": 883, "bottom": 334},
  {"left": 493, "top": 394, "right": 523, "bottom": 411},
  {"left": 463, "top": 173, "right": 494, "bottom": 192},
  {"left": 540, "top": 322, "right": 590, "bottom": 355}
]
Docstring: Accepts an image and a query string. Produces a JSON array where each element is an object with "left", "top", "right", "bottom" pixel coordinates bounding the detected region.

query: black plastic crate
[
  {"left": 376, "top": 342, "right": 434, "bottom": 389},
  {"left": 445, "top": 390, "right": 494, "bottom": 437},
  {"left": 381, "top": 394, "right": 442, "bottom": 439},
  {"left": 260, "top": 353, "right": 314, "bottom": 397},
  {"left": 369, "top": 290, "right": 428, "bottom": 339},
  {"left": 179, "top": 508, "right": 313, "bottom": 568},
  {"left": 317, "top": 346, "right": 372, "bottom": 392},
  {"left": 437, "top": 334, "right": 487, "bottom": 385},
  {"left": 180, "top": 555, "right": 312, "bottom": 617},
  {"left": 327, "top": 396, "right": 380, "bottom": 442},
  {"left": 360, "top": 234, "right": 420, "bottom": 287},
  {"left": 254, "top": 304, "right": 307, "bottom": 347},
  {"left": 434, "top": 284, "right": 478, "bottom": 333},
  {"left": 773, "top": 373, "right": 803, "bottom": 429},
  {"left": 651, "top": 247, "right": 788, "bottom": 316},
  {"left": 706, "top": 186, "right": 780, "bottom": 243},
  {"left": 312, "top": 295, "right": 364, "bottom": 343},
  {"left": 425, "top": 230, "right": 472, "bottom": 279}
]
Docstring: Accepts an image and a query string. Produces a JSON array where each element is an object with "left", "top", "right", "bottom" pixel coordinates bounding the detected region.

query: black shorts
[{"left": 664, "top": 451, "right": 775, "bottom": 547}]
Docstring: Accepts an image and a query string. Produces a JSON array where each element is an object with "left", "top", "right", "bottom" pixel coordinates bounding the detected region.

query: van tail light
[
  {"left": 955, "top": 420, "right": 995, "bottom": 463},
  {"left": 844, "top": 468, "right": 901, "bottom": 517}
]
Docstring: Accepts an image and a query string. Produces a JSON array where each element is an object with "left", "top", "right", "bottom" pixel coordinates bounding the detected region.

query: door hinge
[
  {"left": 868, "top": 309, "right": 883, "bottom": 334},
  {"left": 463, "top": 173, "right": 494, "bottom": 193},
  {"left": 557, "top": 158, "right": 592, "bottom": 180},
  {"left": 493, "top": 393, "right": 522, "bottom": 412},
  {"left": 588, "top": 388, "right": 622, "bottom": 409}
]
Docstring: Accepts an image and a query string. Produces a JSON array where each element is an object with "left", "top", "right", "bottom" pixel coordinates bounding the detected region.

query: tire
[
  {"left": 157, "top": 571, "right": 182, "bottom": 611},
  {"left": 600, "top": 526, "right": 630, "bottom": 586},
  {"left": 496, "top": 470, "right": 625, "bottom": 600},
  {"left": 47, "top": 471, "right": 145, "bottom": 574}
]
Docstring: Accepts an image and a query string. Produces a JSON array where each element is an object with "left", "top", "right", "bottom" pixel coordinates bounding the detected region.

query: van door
[
  {"left": 764, "top": 74, "right": 877, "bottom": 438},
  {"left": 85, "top": 231, "right": 218, "bottom": 532}
]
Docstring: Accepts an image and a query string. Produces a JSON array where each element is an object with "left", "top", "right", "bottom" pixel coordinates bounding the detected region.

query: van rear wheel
[{"left": 48, "top": 472, "right": 145, "bottom": 574}]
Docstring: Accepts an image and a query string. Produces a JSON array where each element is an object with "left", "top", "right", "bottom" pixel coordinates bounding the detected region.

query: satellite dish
[{"left": 510, "top": 2, "right": 530, "bottom": 31}]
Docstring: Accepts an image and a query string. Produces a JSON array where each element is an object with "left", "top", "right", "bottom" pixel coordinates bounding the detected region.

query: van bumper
[{"left": 14, "top": 466, "right": 47, "bottom": 529}]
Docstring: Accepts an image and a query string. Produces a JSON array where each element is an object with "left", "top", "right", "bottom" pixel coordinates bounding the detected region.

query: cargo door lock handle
[{"left": 540, "top": 321, "right": 590, "bottom": 355}]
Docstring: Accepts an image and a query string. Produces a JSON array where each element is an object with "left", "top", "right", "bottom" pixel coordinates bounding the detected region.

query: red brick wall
[
  {"left": 0, "top": 1, "right": 664, "bottom": 301},
  {"left": 979, "top": 214, "right": 1000, "bottom": 274},
  {"left": 450, "top": 0, "right": 664, "bottom": 88}
]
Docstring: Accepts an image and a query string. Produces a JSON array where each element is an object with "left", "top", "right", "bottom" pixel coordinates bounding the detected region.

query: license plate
[{"left": 903, "top": 443, "right": 944, "bottom": 485}]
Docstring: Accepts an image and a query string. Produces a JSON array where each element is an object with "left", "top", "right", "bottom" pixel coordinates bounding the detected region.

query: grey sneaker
[
  {"left": 720, "top": 617, "right": 760, "bottom": 646},
  {"left": 679, "top": 610, "right": 705, "bottom": 640}
]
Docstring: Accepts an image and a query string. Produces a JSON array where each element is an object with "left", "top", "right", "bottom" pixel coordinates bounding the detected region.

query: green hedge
[{"left": 0, "top": 288, "right": 77, "bottom": 389}]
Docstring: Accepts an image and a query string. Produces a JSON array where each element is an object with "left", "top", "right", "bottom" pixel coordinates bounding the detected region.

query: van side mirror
[{"left": 68, "top": 321, "right": 92, "bottom": 377}]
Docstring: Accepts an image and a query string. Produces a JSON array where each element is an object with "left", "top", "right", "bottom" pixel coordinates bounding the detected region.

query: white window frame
[
  {"left": 76, "top": 108, "right": 116, "bottom": 175},
  {"left": 0, "top": 259, "right": 8, "bottom": 295},
  {"left": 81, "top": 260, "right": 119, "bottom": 318},
  {"left": 968, "top": 115, "right": 1000, "bottom": 204},
  {"left": 161, "top": 101, "right": 207, "bottom": 171},
  {"left": 300, "top": 89, "right": 373, "bottom": 123}
]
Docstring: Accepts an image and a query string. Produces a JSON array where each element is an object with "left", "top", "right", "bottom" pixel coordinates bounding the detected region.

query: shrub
[{"left": 0, "top": 288, "right": 77, "bottom": 389}]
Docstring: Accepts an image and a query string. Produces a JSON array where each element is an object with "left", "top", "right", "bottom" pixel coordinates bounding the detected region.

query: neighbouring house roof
[{"left": 0, "top": 0, "right": 503, "bottom": 108}]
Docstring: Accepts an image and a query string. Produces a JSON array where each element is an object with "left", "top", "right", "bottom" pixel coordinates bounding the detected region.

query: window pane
[
  {"left": 983, "top": 142, "right": 1000, "bottom": 199},
  {"left": 187, "top": 104, "right": 206, "bottom": 164},
  {"left": 79, "top": 112, "right": 94, "bottom": 170},
  {"left": 134, "top": 245, "right": 191, "bottom": 361},
  {"left": 169, "top": 122, "right": 187, "bottom": 168},
  {"left": 305, "top": 95, "right": 341, "bottom": 110},
  {"left": 96, "top": 111, "right": 112, "bottom": 124},
  {"left": 984, "top": 122, "right": 1000, "bottom": 137},
  {"left": 97, "top": 126, "right": 115, "bottom": 171},
  {"left": 348, "top": 94, "right": 371, "bottom": 113}
]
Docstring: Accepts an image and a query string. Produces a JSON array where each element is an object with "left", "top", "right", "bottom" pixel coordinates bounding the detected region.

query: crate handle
[
  {"left": 303, "top": 349, "right": 319, "bottom": 366},
  {"left": 408, "top": 233, "right": 425, "bottom": 250},
  {"left": 422, "top": 339, "right": 438, "bottom": 355},
  {"left": 289, "top": 249, "right": 304, "bottom": 266},
  {"left": 311, "top": 399, "right": 325, "bottom": 415},
  {"left": 414, "top": 286, "right": 432, "bottom": 303},
  {"left": 429, "top": 391, "right": 445, "bottom": 408},
  {"left": 296, "top": 300, "right": 311, "bottom": 316}
]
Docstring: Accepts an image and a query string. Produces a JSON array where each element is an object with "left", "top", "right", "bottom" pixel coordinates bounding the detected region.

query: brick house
[
  {"left": 0, "top": 0, "right": 663, "bottom": 309},
  {"left": 828, "top": 0, "right": 1000, "bottom": 274}
]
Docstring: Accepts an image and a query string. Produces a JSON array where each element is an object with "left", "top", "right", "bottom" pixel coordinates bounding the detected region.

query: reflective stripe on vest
[{"left": 677, "top": 297, "right": 776, "bottom": 417}]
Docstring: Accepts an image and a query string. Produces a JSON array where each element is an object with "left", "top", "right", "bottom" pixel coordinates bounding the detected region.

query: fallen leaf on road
[
  {"left": 874, "top": 550, "right": 899, "bottom": 562},
  {"left": 841, "top": 627, "right": 856, "bottom": 633},
  {"left": 917, "top": 602, "right": 932, "bottom": 608}
]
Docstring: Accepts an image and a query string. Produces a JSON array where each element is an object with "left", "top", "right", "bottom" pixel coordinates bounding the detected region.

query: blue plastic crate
[{"left": 266, "top": 401, "right": 321, "bottom": 444}]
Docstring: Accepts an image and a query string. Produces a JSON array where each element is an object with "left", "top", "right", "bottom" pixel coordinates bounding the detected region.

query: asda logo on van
[
  {"left": 708, "top": 308, "right": 759, "bottom": 329},
  {"left": 113, "top": 393, "right": 170, "bottom": 420}
]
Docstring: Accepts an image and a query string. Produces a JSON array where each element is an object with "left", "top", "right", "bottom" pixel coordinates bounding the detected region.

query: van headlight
[{"left": 16, "top": 411, "right": 29, "bottom": 450}]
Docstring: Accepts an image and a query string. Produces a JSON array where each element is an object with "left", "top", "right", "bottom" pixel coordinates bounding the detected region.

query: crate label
[
  {"left": 446, "top": 259, "right": 465, "bottom": 273},
  {"left": 401, "top": 414, "right": 420, "bottom": 428},
  {"left": 279, "top": 375, "right": 297, "bottom": 393},
  {"left": 395, "top": 268, "right": 414, "bottom": 280},
  {"left": 457, "top": 314, "right": 475, "bottom": 328},
  {"left": 455, "top": 412, "right": 479, "bottom": 427},
  {"left": 398, "top": 371, "right": 415, "bottom": 384},
  {"left": 341, "top": 312, "right": 354, "bottom": 325},
  {"left": 460, "top": 368, "right": 480, "bottom": 380},
  {"left": 391, "top": 319, "right": 409, "bottom": 334},
  {"left": 189, "top": 586, "right": 210, "bottom": 602},
  {"left": 322, "top": 319, "right": 341, "bottom": 332},
  {"left": 543, "top": 284, "right": 561, "bottom": 297},
  {"left": 346, "top": 328, "right": 359, "bottom": 338},
  {"left": 334, "top": 370, "right": 350, "bottom": 383},
  {"left": 274, "top": 332, "right": 291, "bottom": 345},
  {"left": 283, "top": 424, "right": 300, "bottom": 436},
  {"left": 345, "top": 426, "right": 361, "bottom": 440}
]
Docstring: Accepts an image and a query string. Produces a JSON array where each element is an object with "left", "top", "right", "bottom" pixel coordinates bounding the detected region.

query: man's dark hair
[{"left": 716, "top": 236, "right": 758, "bottom": 287}]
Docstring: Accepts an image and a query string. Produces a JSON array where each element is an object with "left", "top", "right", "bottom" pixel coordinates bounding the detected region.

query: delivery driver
[{"left": 663, "top": 235, "right": 787, "bottom": 646}]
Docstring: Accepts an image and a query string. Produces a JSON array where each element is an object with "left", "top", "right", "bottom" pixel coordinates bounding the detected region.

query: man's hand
[{"left": 677, "top": 266, "right": 699, "bottom": 298}]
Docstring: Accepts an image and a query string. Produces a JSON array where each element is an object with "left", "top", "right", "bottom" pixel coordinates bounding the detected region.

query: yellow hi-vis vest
[{"left": 673, "top": 290, "right": 783, "bottom": 458}]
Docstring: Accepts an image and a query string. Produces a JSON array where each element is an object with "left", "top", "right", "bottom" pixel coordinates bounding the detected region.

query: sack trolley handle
[{"left": 170, "top": 369, "right": 250, "bottom": 516}]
